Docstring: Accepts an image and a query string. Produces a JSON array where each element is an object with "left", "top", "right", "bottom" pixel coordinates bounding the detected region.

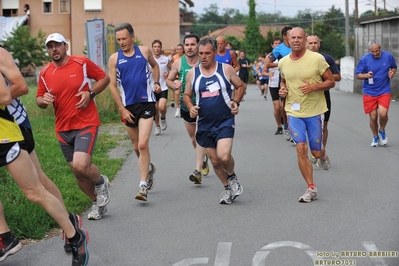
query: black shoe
[
  {"left": 0, "top": 234, "right": 23, "bottom": 262},
  {"left": 71, "top": 228, "right": 89, "bottom": 266},
  {"left": 63, "top": 213, "right": 82, "bottom": 253},
  {"left": 274, "top": 128, "right": 283, "bottom": 135}
]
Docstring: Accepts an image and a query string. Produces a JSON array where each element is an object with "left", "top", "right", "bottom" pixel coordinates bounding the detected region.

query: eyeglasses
[{"left": 46, "top": 42, "right": 64, "bottom": 50}]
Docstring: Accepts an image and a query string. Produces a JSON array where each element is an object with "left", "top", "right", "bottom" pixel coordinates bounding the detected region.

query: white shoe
[
  {"left": 299, "top": 187, "right": 317, "bottom": 203},
  {"left": 174, "top": 108, "right": 180, "bottom": 118},
  {"left": 379, "top": 131, "right": 388, "bottom": 146},
  {"left": 154, "top": 126, "right": 161, "bottom": 136},
  {"left": 88, "top": 203, "right": 107, "bottom": 220},
  {"left": 161, "top": 118, "right": 167, "bottom": 130},
  {"left": 370, "top": 137, "right": 379, "bottom": 147},
  {"left": 283, "top": 128, "right": 291, "bottom": 141}
]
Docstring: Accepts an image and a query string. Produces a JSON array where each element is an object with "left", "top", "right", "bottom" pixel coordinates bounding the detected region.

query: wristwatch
[
  {"left": 89, "top": 90, "right": 96, "bottom": 99},
  {"left": 232, "top": 99, "right": 240, "bottom": 107}
]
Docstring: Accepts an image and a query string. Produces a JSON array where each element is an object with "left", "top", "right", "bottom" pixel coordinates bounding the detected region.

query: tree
[
  {"left": 225, "top": 35, "right": 242, "bottom": 51},
  {"left": 243, "top": 0, "right": 264, "bottom": 60},
  {"left": 2, "top": 26, "right": 49, "bottom": 72}
]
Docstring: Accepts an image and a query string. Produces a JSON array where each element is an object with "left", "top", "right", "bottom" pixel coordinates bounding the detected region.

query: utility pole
[
  {"left": 311, "top": 15, "right": 314, "bottom": 34},
  {"left": 345, "top": 0, "right": 350, "bottom": 56},
  {"left": 355, "top": 0, "right": 358, "bottom": 25},
  {"left": 375, "top": 0, "right": 379, "bottom": 15}
]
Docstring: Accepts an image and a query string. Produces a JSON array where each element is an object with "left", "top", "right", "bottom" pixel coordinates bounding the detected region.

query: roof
[
  {"left": 358, "top": 14, "right": 399, "bottom": 24},
  {"left": 181, "top": 0, "right": 194, "bottom": 8},
  {"left": 205, "top": 25, "right": 285, "bottom": 39}
]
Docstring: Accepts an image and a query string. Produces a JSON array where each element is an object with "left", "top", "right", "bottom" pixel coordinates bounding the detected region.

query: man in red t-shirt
[{"left": 36, "top": 33, "right": 111, "bottom": 222}]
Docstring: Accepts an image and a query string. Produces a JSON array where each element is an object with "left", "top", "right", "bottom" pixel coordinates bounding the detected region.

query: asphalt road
[{"left": 4, "top": 84, "right": 399, "bottom": 266}]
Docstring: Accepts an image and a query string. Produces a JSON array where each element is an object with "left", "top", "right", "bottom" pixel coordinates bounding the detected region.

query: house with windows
[{"left": 0, "top": 0, "right": 194, "bottom": 57}]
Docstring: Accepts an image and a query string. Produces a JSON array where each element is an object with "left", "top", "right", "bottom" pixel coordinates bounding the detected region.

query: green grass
[{"left": 0, "top": 84, "right": 125, "bottom": 240}]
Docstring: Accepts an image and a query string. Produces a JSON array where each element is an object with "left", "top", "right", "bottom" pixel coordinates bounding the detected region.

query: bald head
[
  {"left": 216, "top": 35, "right": 227, "bottom": 53},
  {"left": 289, "top": 27, "right": 307, "bottom": 53},
  {"left": 216, "top": 35, "right": 226, "bottom": 42}
]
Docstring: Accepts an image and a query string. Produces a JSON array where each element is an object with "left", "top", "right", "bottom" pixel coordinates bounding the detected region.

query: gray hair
[
  {"left": 115, "top": 22, "right": 134, "bottom": 36},
  {"left": 198, "top": 37, "right": 217, "bottom": 51},
  {"left": 368, "top": 39, "right": 380, "bottom": 47}
]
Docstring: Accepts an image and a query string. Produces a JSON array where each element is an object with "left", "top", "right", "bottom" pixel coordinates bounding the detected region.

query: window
[
  {"left": 2, "top": 9, "right": 17, "bottom": 17},
  {"left": 60, "top": 0, "right": 70, "bottom": 13},
  {"left": 84, "top": 0, "right": 102, "bottom": 12},
  {"left": 2, "top": 0, "right": 18, "bottom": 16},
  {"left": 43, "top": 0, "right": 52, "bottom": 14}
]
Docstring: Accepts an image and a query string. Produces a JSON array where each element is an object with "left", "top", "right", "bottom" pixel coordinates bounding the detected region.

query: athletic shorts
[
  {"left": 155, "top": 90, "right": 168, "bottom": 101},
  {"left": 260, "top": 78, "right": 269, "bottom": 85},
  {"left": 324, "top": 90, "right": 331, "bottom": 122},
  {"left": 57, "top": 126, "right": 98, "bottom": 163},
  {"left": 288, "top": 115, "right": 324, "bottom": 151},
  {"left": 180, "top": 109, "right": 196, "bottom": 124},
  {"left": 239, "top": 75, "right": 249, "bottom": 84},
  {"left": 196, "top": 126, "right": 235, "bottom": 148},
  {"left": 363, "top": 93, "right": 390, "bottom": 114},
  {"left": 0, "top": 141, "right": 26, "bottom": 167},
  {"left": 269, "top": 87, "right": 281, "bottom": 101},
  {"left": 20, "top": 126, "right": 35, "bottom": 153},
  {"left": 123, "top": 102, "right": 156, "bottom": 128}
]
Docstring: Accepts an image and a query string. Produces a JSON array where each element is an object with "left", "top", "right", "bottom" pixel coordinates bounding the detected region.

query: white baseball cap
[{"left": 45, "top": 33, "right": 67, "bottom": 45}]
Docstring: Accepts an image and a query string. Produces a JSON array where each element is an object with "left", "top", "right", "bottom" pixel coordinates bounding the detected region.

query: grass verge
[{"left": 0, "top": 85, "right": 126, "bottom": 240}]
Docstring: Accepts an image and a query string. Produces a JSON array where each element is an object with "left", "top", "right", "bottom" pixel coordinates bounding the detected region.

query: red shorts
[{"left": 363, "top": 93, "right": 391, "bottom": 114}]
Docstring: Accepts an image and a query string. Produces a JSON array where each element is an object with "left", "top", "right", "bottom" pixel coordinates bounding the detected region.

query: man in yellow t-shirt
[{"left": 278, "top": 27, "right": 335, "bottom": 203}]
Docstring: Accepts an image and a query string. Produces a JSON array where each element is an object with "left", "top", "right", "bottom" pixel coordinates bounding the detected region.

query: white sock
[{"left": 140, "top": 181, "right": 148, "bottom": 187}]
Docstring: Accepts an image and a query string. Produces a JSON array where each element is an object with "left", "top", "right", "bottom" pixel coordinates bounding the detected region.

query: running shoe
[
  {"left": 71, "top": 228, "right": 89, "bottom": 266},
  {"left": 284, "top": 128, "right": 291, "bottom": 141},
  {"left": 310, "top": 155, "right": 317, "bottom": 164},
  {"left": 298, "top": 187, "right": 317, "bottom": 203},
  {"left": 63, "top": 213, "right": 83, "bottom": 252},
  {"left": 174, "top": 108, "right": 180, "bottom": 118},
  {"left": 87, "top": 203, "right": 107, "bottom": 220},
  {"left": 220, "top": 188, "right": 233, "bottom": 204},
  {"left": 135, "top": 185, "right": 148, "bottom": 201},
  {"left": 0, "top": 234, "right": 22, "bottom": 262},
  {"left": 379, "top": 130, "right": 388, "bottom": 146},
  {"left": 170, "top": 101, "right": 175, "bottom": 108},
  {"left": 227, "top": 174, "right": 243, "bottom": 200},
  {"left": 147, "top": 163, "right": 156, "bottom": 190},
  {"left": 154, "top": 126, "right": 161, "bottom": 136},
  {"left": 317, "top": 155, "right": 330, "bottom": 170},
  {"left": 202, "top": 155, "right": 210, "bottom": 176},
  {"left": 161, "top": 118, "right": 167, "bottom": 130},
  {"left": 370, "top": 136, "right": 379, "bottom": 147},
  {"left": 274, "top": 127, "right": 283, "bottom": 135},
  {"left": 189, "top": 169, "right": 202, "bottom": 184},
  {"left": 94, "top": 174, "right": 110, "bottom": 207}
]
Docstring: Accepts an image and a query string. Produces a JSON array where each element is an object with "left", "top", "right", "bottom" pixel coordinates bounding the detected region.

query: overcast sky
[{"left": 188, "top": 0, "right": 394, "bottom": 18}]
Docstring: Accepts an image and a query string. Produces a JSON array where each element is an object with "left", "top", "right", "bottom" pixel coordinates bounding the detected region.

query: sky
[{"left": 188, "top": 0, "right": 396, "bottom": 18}]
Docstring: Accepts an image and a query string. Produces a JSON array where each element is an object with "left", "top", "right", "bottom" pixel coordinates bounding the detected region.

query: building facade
[{"left": 0, "top": 0, "right": 194, "bottom": 57}]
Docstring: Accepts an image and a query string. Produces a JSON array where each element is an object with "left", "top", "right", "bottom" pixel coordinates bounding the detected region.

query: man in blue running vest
[{"left": 184, "top": 37, "right": 244, "bottom": 205}]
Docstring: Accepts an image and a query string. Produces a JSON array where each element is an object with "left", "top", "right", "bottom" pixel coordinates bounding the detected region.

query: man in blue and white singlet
[
  {"left": 108, "top": 22, "right": 161, "bottom": 202},
  {"left": 183, "top": 37, "right": 245, "bottom": 205}
]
